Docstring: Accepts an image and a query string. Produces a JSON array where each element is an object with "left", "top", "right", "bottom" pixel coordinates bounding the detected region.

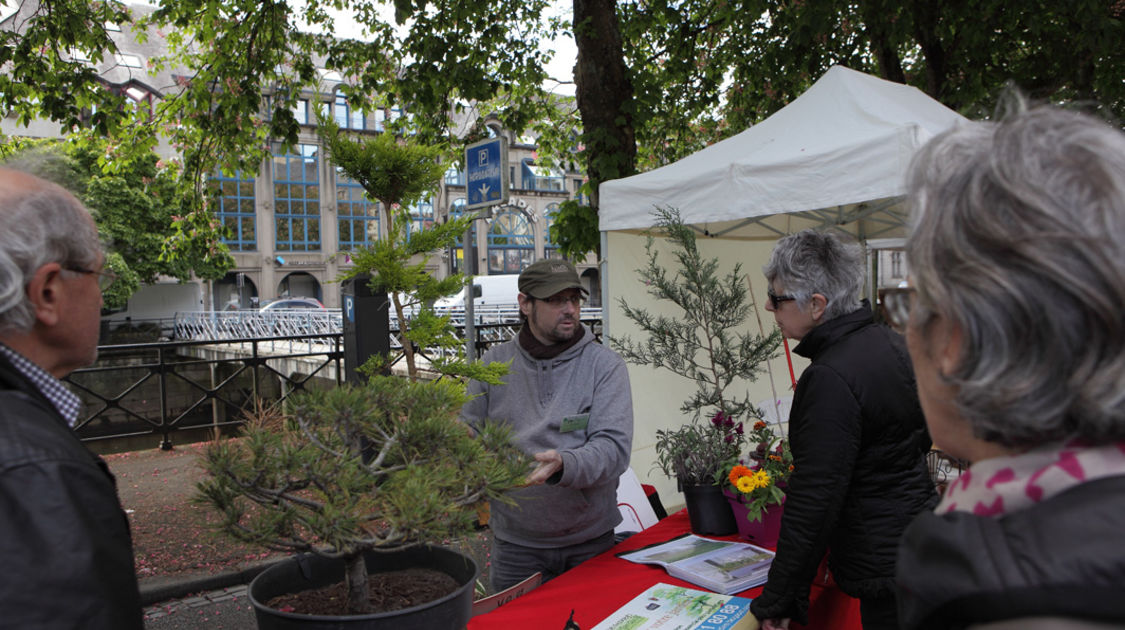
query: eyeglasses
[
  {"left": 543, "top": 293, "right": 585, "bottom": 308},
  {"left": 63, "top": 264, "right": 118, "bottom": 291},
  {"left": 880, "top": 286, "right": 916, "bottom": 332},
  {"left": 767, "top": 288, "right": 797, "bottom": 309}
]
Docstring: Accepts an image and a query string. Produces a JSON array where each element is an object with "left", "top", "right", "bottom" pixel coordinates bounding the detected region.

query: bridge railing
[{"left": 77, "top": 313, "right": 603, "bottom": 450}]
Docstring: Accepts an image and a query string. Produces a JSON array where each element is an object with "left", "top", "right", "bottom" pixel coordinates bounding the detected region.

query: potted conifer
[
  {"left": 197, "top": 122, "right": 526, "bottom": 628},
  {"left": 610, "top": 207, "right": 781, "bottom": 535}
]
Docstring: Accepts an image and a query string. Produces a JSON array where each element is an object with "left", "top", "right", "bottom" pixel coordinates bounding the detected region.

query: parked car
[{"left": 259, "top": 297, "right": 326, "bottom": 311}]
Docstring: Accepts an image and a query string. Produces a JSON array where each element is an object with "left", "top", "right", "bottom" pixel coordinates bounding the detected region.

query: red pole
[{"left": 783, "top": 337, "right": 797, "bottom": 390}]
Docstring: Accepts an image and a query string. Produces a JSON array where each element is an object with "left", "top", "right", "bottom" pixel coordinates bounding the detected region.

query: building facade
[{"left": 1, "top": 2, "right": 598, "bottom": 320}]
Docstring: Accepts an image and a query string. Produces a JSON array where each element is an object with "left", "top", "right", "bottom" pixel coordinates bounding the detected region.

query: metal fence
[{"left": 74, "top": 314, "right": 602, "bottom": 450}]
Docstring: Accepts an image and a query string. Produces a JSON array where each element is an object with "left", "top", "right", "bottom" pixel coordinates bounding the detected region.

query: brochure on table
[
  {"left": 592, "top": 582, "right": 756, "bottom": 630},
  {"left": 617, "top": 534, "right": 774, "bottom": 595}
]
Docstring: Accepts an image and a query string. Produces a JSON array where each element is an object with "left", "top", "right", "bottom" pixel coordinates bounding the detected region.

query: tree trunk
[
  {"left": 344, "top": 553, "right": 372, "bottom": 614},
  {"left": 573, "top": 0, "right": 637, "bottom": 210}
]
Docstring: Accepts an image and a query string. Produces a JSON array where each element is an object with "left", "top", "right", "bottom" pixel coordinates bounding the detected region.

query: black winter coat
[
  {"left": 897, "top": 474, "right": 1125, "bottom": 630},
  {"left": 0, "top": 352, "right": 143, "bottom": 629},
  {"left": 750, "top": 304, "right": 937, "bottom": 624}
]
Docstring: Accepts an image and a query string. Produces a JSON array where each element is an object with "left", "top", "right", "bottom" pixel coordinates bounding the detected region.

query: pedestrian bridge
[{"left": 172, "top": 306, "right": 602, "bottom": 344}]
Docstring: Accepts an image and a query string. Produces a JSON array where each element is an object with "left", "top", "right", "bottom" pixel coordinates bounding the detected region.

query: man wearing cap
[{"left": 460, "top": 259, "right": 634, "bottom": 591}]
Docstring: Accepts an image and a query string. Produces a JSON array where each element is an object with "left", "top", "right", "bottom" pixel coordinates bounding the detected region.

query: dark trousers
[
  {"left": 490, "top": 530, "right": 616, "bottom": 592},
  {"left": 860, "top": 594, "right": 900, "bottom": 630}
]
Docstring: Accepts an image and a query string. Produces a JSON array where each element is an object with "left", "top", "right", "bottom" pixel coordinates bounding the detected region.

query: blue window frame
[
  {"left": 337, "top": 169, "right": 380, "bottom": 248},
  {"left": 334, "top": 88, "right": 365, "bottom": 130},
  {"left": 405, "top": 197, "right": 434, "bottom": 239},
  {"left": 488, "top": 207, "right": 534, "bottom": 274},
  {"left": 212, "top": 172, "right": 256, "bottom": 251},
  {"left": 444, "top": 165, "right": 465, "bottom": 186},
  {"left": 272, "top": 143, "right": 321, "bottom": 251},
  {"left": 544, "top": 202, "right": 561, "bottom": 259},
  {"left": 449, "top": 198, "right": 474, "bottom": 274}
]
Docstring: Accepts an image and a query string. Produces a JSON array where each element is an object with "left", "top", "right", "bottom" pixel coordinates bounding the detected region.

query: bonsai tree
[
  {"left": 197, "top": 376, "right": 529, "bottom": 614},
  {"left": 321, "top": 117, "right": 500, "bottom": 383},
  {"left": 610, "top": 207, "right": 782, "bottom": 487},
  {"left": 198, "top": 125, "right": 525, "bottom": 615}
]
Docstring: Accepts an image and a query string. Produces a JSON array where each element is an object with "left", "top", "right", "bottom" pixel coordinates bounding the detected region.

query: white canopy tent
[{"left": 596, "top": 65, "right": 967, "bottom": 507}]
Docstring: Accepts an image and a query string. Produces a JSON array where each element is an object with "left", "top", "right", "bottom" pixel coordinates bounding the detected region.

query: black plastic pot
[
  {"left": 248, "top": 545, "right": 478, "bottom": 630},
  {"left": 682, "top": 483, "right": 738, "bottom": 536}
]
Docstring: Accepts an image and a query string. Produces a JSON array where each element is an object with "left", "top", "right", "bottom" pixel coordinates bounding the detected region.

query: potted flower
[
  {"left": 653, "top": 409, "right": 748, "bottom": 534},
  {"left": 611, "top": 207, "right": 781, "bottom": 535},
  {"left": 197, "top": 123, "right": 526, "bottom": 628},
  {"left": 725, "top": 420, "right": 794, "bottom": 546}
]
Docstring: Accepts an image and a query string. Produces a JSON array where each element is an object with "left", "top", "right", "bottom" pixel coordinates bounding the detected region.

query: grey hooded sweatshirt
[{"left": 460, "top": 324, "right": 634, "bottom": 548}]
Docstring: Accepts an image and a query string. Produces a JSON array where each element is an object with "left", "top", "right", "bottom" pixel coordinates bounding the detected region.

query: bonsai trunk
[{"left": 344, "top": 553, "right": 372, "bottom": 614}]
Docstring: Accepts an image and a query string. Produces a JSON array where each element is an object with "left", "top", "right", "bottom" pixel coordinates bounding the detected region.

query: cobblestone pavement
[{"left": 143, "top": 585, "right": 255, "bottom": 629}]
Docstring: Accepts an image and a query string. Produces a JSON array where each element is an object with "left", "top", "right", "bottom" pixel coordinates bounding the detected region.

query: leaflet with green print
[
  {"left": 616, "top": 534, "right": 774, "bottom": 595},
  {"left": 592, "top": 583, "right": 755, "bottom": 630}
]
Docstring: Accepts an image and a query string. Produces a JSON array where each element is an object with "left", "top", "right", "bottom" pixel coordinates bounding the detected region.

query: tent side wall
[{"left": 606, "top": 230, "right": 809, "bottom": 510}]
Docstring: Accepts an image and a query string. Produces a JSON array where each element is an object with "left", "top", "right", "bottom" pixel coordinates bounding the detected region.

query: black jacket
[
  {"left": 897, "top": 474, "right": 1125, "bottom": 630},
  {"left": 750, "top": 304, "right": 936, "bottom": 624},
  {"left": 0, "top": 352, "right": 143, "bottom": 629}
]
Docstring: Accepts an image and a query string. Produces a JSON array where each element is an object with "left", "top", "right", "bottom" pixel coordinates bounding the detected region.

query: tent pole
[{"left": 599, "top": 230, "right": 610, "bottom": 339}]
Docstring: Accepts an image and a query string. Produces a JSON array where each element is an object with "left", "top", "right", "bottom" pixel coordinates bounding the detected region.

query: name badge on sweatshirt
[{"left": 560, "top": 413, "right": 589, "bottom": 433}]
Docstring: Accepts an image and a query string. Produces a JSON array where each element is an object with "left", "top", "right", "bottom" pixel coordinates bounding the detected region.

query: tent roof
[{"left": 599, "top": 65, "right": 968, "bottom": 240}]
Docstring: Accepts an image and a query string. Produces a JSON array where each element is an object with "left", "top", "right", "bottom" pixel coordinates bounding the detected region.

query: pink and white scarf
[{"left": 936, "top": 438, "right": 1125, "bottom": 517}]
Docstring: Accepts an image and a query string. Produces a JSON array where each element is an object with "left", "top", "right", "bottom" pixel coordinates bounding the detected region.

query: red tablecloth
[{"left": 468, "top": 509, "right": 861, "bottom": 629}]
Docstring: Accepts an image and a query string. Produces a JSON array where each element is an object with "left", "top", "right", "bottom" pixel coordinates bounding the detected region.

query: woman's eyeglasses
[{"left": 767, "top": 289, "right": 796, "bottom": 309}]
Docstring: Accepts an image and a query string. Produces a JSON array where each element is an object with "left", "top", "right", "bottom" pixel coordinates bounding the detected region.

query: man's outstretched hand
[{"left": 526, "top": 449, "right": 563, "bottom": 485}]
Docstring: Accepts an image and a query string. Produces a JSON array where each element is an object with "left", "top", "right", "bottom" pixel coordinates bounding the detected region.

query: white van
[{"left": 434, "top": 274, "right": 521, "bottom": 309}]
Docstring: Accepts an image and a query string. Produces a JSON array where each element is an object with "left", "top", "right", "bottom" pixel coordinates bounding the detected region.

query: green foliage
[
  {"left": 324, "top": 120, "right": 509, "bottom": 391},
  {"left": 610, "top": 207, "right": 781, "bottom": 486},
  {"left": 548, "top": 199, "right": 600, "bottom": 261},
  {"left": 0, "top": 137, "right": 232, "bottom": 308},
  {"left": 655, "top": 411, "right": 746, "bottom": 489},
  {"left": 197, "top": 376, "right": 531, "bottom": 613}
]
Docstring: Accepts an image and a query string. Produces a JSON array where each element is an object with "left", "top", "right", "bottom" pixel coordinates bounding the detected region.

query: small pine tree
[{"left": 610, "top": 207, "right": 781, "bottom": 486}]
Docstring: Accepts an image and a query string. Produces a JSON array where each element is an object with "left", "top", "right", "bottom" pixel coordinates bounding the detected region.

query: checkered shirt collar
[{"left": 0, "top": 343, "right": 82, "bottom": 427}]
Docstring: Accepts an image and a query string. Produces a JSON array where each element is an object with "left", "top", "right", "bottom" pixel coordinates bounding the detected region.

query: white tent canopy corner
[
  {"left": 599, "top": 64, "right": 968, "bottom": 241},
  {"left": 597, "top": 65, "right": 967, "bottom": 509}
]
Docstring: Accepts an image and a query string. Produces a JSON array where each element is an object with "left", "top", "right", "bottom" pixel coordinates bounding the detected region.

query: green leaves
[{"left": 611, "top": 207, "right": 781, "bottom": 484}]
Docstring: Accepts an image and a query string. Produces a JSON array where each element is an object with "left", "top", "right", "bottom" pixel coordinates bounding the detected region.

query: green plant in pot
[
  {"left": 198, "top": 122, "right": 526, "bottom": 627},
  {"left": 610, "top": 207, "right": 781, "bottom": 534}
]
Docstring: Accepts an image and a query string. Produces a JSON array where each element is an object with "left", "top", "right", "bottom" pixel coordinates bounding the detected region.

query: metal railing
[{"left": 74, "top": 314, "right": 603, "bottom": 449}]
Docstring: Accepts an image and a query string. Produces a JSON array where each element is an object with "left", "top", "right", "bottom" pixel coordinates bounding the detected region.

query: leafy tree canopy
[
  {"left": 2, "top": 0, "right": 1121, "bottom": 264},
  {"left": 0, "top": 136, "right": 233, "bottom": 308}
]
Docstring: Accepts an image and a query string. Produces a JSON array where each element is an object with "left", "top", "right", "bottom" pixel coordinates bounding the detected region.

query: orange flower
[
  {"left": 728, "top": 464, "right": 753, "bottom": 486},
  {"left": 753, "top": 421, "right": 767, "bottom": 430},
  {"left": 768, "top": 454, "right": 782, "bottom": 462},
  {"left": 788, "top": 464, "right": 795, "bottom": 472}
]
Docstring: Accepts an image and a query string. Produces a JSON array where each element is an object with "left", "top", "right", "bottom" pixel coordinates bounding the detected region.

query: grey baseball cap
[{"left": 518, "top": 259, "right": 588, "bottom": 299}]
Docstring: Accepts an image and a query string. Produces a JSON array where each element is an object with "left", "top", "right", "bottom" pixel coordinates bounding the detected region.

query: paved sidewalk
[{"left": 143, "top": 585, "right": 255, "bottom": 629}]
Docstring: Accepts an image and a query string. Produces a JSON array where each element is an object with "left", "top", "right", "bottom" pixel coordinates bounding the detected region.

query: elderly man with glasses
[
  {"left": 0, "top": 167, "right": 142, "bottom": 628},
  {"left": 460, "top": 258, "right": 634, "bottom": 592}
]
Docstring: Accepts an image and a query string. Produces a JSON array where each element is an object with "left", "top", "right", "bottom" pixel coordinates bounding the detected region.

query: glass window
[
  {"left": 449, "top": 198, "right": 473, "bottom": 274},
  {"left": 487, "top": 207, "right": 534, "bottom": 274},
  {"left": 337, "top": 169, "right": 380, "bottom": 248},
  {"left": 544, "top": 203, "right": 562, "bottom": 259},
  {"left": 291, "top": 99, "right": 309, "bottom": 125},
  {"left": 115, "top": 53, "right": 143, "bottom": 68},
  {"left": 272, "top": 143, "right": 321, "bottom": 251},
  {"left": 405, "top": 196, "right": 434, "bottom": 240},
  {"left": 334, "top": 88, "right": 365, "bottom": 130},
  {"left": 211, "top": 172, "right": 256, "bottom": 251}
]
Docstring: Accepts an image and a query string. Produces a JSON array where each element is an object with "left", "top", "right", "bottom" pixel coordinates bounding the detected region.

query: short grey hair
[
  {"left": 906, "top": 102, "right": 1125, "bottom": 448},
  {"left": 0, "top": 168, "right": 101, "bottom": 334},
  {"left": 763, "top": 229, "right": 864, "bottom": 321}
]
